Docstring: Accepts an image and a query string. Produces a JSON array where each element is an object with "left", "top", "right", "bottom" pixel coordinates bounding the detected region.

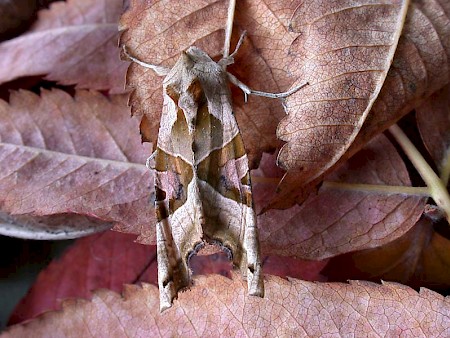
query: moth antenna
[
  {"left": 228, "top": 72, "right": 308, "bottom": 100},
  {"left": 218, "top": 31, "right": 247, "bottom": 68},
  {"left": 121, "top": 45, "right": 170, "bottom": 76},
  {"left": 228, "top": 31, "right": 247, "bottom": 59}
]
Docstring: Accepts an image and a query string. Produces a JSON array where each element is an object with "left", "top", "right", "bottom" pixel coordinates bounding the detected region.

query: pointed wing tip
[
  {"left": 248, "top": 286, "right": 265, "bottom": 298},
  {"left": 159, "top": 302, "right": 172, "bottom": 312}
]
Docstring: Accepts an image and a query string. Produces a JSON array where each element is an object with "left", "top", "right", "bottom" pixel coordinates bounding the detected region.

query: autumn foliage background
[{"left": 0, "top": 0, "right": 449, "bottom": 336}]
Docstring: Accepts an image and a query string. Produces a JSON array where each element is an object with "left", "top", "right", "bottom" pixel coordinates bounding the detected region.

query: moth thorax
[
  {"left": 184, "top": 111, "right": 196, "bottom": 136},
  {"left": 178, "top": 92, "right": 199, "bottom": 135}
]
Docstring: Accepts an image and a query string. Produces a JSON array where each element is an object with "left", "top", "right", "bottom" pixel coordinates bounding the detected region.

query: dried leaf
[
  {"left": 0, "top": 212, "right": 112, "bottom": 240},
  {"left": 346, "top": 0, "right": 450, "bottom": 182},
  {"left": 261, "top": 255, "right": 328, "bottom": 282},
  {"left": 3, "top": 275, "right": 450, "bottom": 337},
  {"left": 274, "top": 0, "right": 450, "bottom": 208},
  {"left": 272, "top": 0, "right": 409, "bottom": 206},
  {"left": 9, "top": 230, "right": 326, "bottom": 325},
  {"left": 416, "top": 84, "right": 450, "bottom": 184},
  {"left": 119, "top": 0, "right": 301, "bottom": 165},
  {"left": 0, "top": 1, "right": 447, "bottom": 334},
  {"left": 0, "top": 0, "right": 126, "bottom": 93},
  {"left": 190, "top": 253, "right": 328, "bottom": 282},
  {"left": 0, "top": 89, "right": 154, "bottom": 238},
  {"left": 189, "top": 252, "right": 233, "bottom": 280},
  {"left": 324, "top": 218, "right": 450, "bottom": 292},
  {"left": 9, "top": 231, "right": 157, "bottom": 325},
  {"left": 254, "top": 135, "right": 425, "bottom": 259}
]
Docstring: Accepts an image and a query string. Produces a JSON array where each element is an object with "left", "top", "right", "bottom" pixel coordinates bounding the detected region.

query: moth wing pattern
[{"left": 153, "top": 47, "right": 263, "bottom": 311}]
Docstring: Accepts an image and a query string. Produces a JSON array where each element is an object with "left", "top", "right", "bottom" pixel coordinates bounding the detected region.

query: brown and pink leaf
[
  {"left": 8, "top": 231, "right": 157, "bottom": 325},
  {"left": 261, "top": 255, "right": 328, "bottom": 282},
  {"left": 0, "top": 213, "right": 112, "bottom": 239},
  {"left": 0, "top": 89, "right": 154, "bottom": 238},
  {"left": 190, "top": 253, "right": 328, "bottom": 282},
  {"left": 345, "top": 0, "right": 450, "bottom": 184},
  {"left": 325, "top": 218, "right": 450, "bottom": 292},
  {"left": 3, "top": 275, "right": 450, "bottom": 337},
  {"left": 254, "top": 134, "right": 426, "bottom": 260},
  {"left": 273, "top": 0, "right": 450, "bottom": 208},
  {"left": 9, "top": 230, "right": 326, "bottom": 325},
  {"left": 0, "top": 0, "right": 127, "bottom": 93},
  {"left": 416, "top": 84, "right": 450, "bottom": 184}
]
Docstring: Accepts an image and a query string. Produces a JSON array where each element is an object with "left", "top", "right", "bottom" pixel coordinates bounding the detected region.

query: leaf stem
[
  {"left": 321, "top": 181, "right": 430, "bottom": 196},
  {"left": 223, "top": 0, "right": 236, "bottom": 59},
  {"left": 253, "top": 176, "right": 430, "bottom": 197},
  {"left": 389, "top": 123, "right": 450, "bottom": 223}
]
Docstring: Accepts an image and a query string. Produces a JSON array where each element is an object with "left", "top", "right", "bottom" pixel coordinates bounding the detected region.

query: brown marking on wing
[
  {"left": 197, "top": 133, "right": 247, "bottom": 203},
  {"left": 165, "top": 84, "right": 180, "bottom": 104},
  {"left": 187, "top": 78, "right": 204, "bottom": 103},
  {"left": 139, "top": 115, "right": 153, "bottom": 143},
  {"left": 154, "top": 148, "right": 193, "bottom": 218},
  {"left": 240, "top": 174, "right": 253, "bottom": 208},
  {"left": 191, "top": 99, "right": 223, "bottom": 155}
]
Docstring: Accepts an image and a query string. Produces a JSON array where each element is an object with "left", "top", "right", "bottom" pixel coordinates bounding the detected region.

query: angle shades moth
[{"left": 122, "top": 0, "right": 306, "bottom": 312}]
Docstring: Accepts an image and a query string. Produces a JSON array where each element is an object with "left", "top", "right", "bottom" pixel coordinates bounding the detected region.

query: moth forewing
[{"left": 153, "top": 46, "right": 264, "bottom": 311}]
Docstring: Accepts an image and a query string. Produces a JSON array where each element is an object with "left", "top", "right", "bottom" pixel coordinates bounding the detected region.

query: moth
[{"left": 123, "top": 19, "right": 305, "bottom": 313}]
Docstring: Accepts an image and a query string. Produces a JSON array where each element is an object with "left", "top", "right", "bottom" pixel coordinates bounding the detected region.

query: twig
[{"left": 389, "top": 123, "right": 450, "bottom": 223}]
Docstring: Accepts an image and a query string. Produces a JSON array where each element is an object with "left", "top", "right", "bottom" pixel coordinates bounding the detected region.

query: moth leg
[
  {"left": 121, "top": 45, "right": 170, "bottom": 76},
  {"left": 227, "top": 72, "right": 308, "bottom": 102}
]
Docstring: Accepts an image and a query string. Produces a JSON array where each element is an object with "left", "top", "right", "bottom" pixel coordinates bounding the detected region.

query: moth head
[
  {"left": 184, "top": 46, "right": 214, "bottom": 64},
  {"left": 176, "top": 46, "right": 222, "bottom": 83},
  {"left": 180, "top": 51, "right": 195, "bottom": 69}
]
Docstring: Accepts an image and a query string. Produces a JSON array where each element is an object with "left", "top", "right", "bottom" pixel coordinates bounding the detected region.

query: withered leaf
[
  {"left": 345, "top": 0, "right": 450, "bottom": 185},
  {"left": 0, "top": 0, "right": 448, "bottom": 334},
  {"left": 9, "top": 231, "right": 157, "bottom": 325},
  {"left": 254, "top": 135, "right": 426, "bottom": 260},
  {"left": 191, "top": 253, "right": 329, "bottom": 282},
  {"left": 416, "top": 84, "right": 450, "bottom": 184},
  {"left": 273, "top": 0, "right": 450, "bottom": 208},
  {"left": 261, "top": 255, "right": 328, "bottom": 282},
  {"left": 0, "top": 0, "right": 126, "bottom": 93},
  {"left": 0, "top": 212, "right": 112, "bottom": 240},
  {"left": 325, "top": 218, "right": 450, "bottom": 292},
  {"left": 0, "top": 89, "right": 154, "bottom": 239},
  {"left": 3, "top": 275, "right": 450, "bottom": 337},
  {"left": 10, "top": 230, "right": 326, "bottom": 325}
]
